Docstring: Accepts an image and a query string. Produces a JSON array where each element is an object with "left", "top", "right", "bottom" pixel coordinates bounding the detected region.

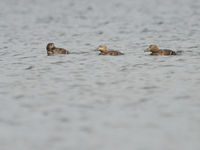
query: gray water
[{"left": 0, "top": 0, "right": 200, "bottom": 150}]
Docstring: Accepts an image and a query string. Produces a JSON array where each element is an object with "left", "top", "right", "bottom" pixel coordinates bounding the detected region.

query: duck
[
  {"left": 96, "top": 45, "right": 124, "bottom": 56},
  {"left": 46, "top": 43, "right": 69, "bottom": 56},
  {"left": 145, "top": 45, "right": 176, "bottom": 56}
]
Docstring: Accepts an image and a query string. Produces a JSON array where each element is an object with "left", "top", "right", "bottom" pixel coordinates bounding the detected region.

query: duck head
[
  {"left": 97, "top": 45, "right": 107, "bottom": 53},
  {"left": 145, "top": 45, "right": 159, "bottom": 53},
  {"left": 46, "top": 43, "right": 56, "bottom": 51}
]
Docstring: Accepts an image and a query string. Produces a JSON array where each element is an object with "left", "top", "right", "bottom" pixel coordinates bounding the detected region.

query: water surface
[{"left": 0, "top": 0, "right": 200, "bottom": 150}]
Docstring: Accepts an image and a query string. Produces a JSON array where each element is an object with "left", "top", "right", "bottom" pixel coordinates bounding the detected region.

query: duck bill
[{"left": 52, "top": 46, "right": 56, "bottom": 50}]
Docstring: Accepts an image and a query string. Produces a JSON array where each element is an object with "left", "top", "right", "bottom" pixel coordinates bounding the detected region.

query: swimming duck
[
  {"left": 145, "top": 45, "right": 176, "bottom": 56},
  {"left": 46, "top": 43, "right": 69, "bottom": 56},
  {"left": 96, "top": 45, "right": 124, "bottom": 56}
]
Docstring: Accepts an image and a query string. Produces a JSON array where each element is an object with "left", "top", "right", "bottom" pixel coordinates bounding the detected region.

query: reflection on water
[{"left": 0, "top": 0, "right": 200, "bottom": 150}]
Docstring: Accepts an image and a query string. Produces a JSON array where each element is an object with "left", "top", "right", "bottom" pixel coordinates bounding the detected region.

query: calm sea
[{"left": 0, "top": 0, "right": 200, "bottom": 149}]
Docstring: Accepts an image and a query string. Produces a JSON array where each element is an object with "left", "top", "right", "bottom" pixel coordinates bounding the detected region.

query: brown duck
[
  {"left": 145, "top": 45, "right": 176, "bottom": 56},
  {"left": 96, "top": 45, "right": 124, "bottom": 56},
  {"left": 46, "top": 43, "right": 69, "bottom": 56}
]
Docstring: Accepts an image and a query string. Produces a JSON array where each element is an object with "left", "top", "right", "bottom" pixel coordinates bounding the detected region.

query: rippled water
[{"left": 0, "top": 0, "right": 200, "bottom": 149}]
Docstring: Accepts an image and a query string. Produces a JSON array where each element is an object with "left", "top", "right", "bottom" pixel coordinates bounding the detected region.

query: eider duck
[
  {"left": 96, "top": 45, "right": 124, "bottom": 56},
  {"left": 46, "top": 43, "right": 69, "bottom": 56},
  {"left": 145, "top": 45, "right": 176, "bottom": 56}
]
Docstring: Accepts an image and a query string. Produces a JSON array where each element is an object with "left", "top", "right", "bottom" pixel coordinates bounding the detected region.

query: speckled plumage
[
  {"left": 46, "top": 43, "right": 69, "bottom": 56},
  {"left": 146, "top": 45, "right": 176, "bottom": 56},
  {"left": 97, "top": 45, "right": 124, "bottom": 56}
]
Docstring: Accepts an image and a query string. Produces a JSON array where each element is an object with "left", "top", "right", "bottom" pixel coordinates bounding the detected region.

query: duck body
[
  {"left": 150, "top": 49, "right": 176, "bottom": 56},
  {"left": 97, "top": 45, "right": 124, "bottom": 56},
  {"left": 99, "top": 50, "right": 124, "bottom": 56},
  {"left": 146, "top": 45, "right": 176, "bottom": 56},
  {"left": 46, "top": 43, "right": 69, "bottom": 56}
]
